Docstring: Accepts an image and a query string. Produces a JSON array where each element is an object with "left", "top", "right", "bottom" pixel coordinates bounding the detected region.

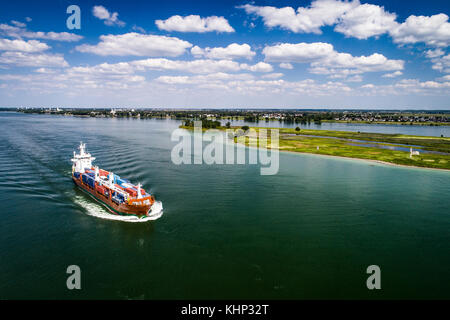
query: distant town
[{"left": 1, "top": 107, "right": 449, "bottom": 126}]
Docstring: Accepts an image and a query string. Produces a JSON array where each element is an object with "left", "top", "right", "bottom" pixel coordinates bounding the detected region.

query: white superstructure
[{"left": 71, "top": 142, "right": 95, "bottom": 173}]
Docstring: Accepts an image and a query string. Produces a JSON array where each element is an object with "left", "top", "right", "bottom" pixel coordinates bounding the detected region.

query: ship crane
[
  {"left": 137, "top": 183, "right": 143, "bottom": 199},
  {"left": 94, "top": 166, "right": 100, "bottom": 181}
]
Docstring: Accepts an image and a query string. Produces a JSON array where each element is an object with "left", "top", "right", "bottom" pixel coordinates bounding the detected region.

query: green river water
[{"left": 0, "top": 112, "right": 449, "bottom": 299}]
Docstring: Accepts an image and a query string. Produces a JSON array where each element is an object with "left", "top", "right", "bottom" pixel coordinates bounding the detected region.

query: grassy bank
[
  {"left": 180, "top": 125, "right": 450, "bottom": 170},
  {"left": 322, "top": 120, "right": 449, "bottom": 126}
]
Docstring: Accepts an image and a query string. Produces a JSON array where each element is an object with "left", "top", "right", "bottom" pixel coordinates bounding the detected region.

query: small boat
[{"left": 71, "top": 142, "right": 163, "bottom": 219}]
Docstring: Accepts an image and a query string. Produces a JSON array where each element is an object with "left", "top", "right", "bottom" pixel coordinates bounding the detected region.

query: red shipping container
[
  {"left": 125, "top": 188, "right": 137, "bottom": 197},
  {"left": 99, "top": 169, "right": 109, "bottom": 177}
]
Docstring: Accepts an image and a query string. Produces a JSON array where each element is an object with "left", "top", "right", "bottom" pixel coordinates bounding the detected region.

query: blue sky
[{"left": 0, "top": 0, "right": 449, "bottom": 109}]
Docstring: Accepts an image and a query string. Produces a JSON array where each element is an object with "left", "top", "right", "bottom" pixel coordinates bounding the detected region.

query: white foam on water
[{"left": 73, "top": 195, "right": 163, "bottom": 223}]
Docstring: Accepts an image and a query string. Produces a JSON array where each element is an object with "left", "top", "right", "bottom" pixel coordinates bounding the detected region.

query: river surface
[{"left": 0, "top": 112, "right": 449, "bottom": 299}]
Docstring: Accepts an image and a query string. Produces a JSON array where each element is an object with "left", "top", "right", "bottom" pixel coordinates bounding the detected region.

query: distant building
[{"left": 410, "top": 147, "right": 420, "bottom": 158}]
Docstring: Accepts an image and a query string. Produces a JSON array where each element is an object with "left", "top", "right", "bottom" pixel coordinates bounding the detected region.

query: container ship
[{"left": 71, "top": 142, "right": 163, "bottom": 219}]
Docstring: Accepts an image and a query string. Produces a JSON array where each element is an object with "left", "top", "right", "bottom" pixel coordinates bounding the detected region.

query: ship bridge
[{"left": 71, "top": 142, "right": 95, "bottom": 173}]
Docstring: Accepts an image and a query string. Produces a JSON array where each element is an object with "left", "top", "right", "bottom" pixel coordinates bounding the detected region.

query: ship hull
[{"left": 73, "top": 177, "right": 152, "bottom": 217}]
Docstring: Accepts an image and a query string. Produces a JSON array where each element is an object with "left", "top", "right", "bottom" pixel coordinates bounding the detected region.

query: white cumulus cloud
[
  {"left": 263, "top": 42, "right": 335, "bottom": 62},
  {"left": 132, "top": 58, "right": 241, "bottom": 74},
  {"left": 0, "top": 23, "right": 82, "bottom": 42},
  {"left": 261, "top": 73, "right": 284, "bottom": 79},
  {"left": 239, "top": 1, "right": 359, "bottom": 34},
  {"left": 390, "top": 14, "right": 450, "bottom": 47},
  {"left": 263, "top": 42, "right": 404, "bottom": 78},
  {"left": 382, "top": 71, "right": 403, "bottom": 78},
  {"left": 279, "top": 62, "right": 293, "bottom": 69},
  {"left": 0, "top": 51, "right": 68, "bottom": 67},
  {"left": 191, "top": 43, "right": 255, "bottom": 60},
  {"left": 132, "top": 58, "right": 272, "bottom": 74},
  {"left": 0, "top": 38, "right": 49, "bottom": 52},
  {"left": 430, "top": 54, "right": 450, "bottom": 73},
  {"left": 425, "top": 49, "right": 445, "bottom": 59},
  {"left": 93, "top": 6, "right": 125, "bottom": 27},
  {"left": 10, "top": 20, "right": 26, "bottom": 28},
  {"left": 335, "top": 3, "right": 397, "bottom": 39},
  {"left": 75, "top": 33, "right": 192, "bottom": 57},
  {"left": 240, "top": 1, "right": 450, "bottom": 47},
  {"left": 155, "top": 15, "right": 234, "bottom": 33},
  {"left": 240, "top": 62, "right": 273, "bottom": 72}
]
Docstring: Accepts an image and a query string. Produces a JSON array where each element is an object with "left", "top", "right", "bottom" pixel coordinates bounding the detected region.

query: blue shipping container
[
  {"left": 107, "top": 174, "right": 120, "bottom": 183},
  {"left": 117, "top": 179, "right": 127, "bottom": 186}
]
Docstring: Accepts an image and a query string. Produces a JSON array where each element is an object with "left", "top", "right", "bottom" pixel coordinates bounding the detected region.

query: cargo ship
[{"left": 71, "top": 142, "right": 163, "bottom": 219}]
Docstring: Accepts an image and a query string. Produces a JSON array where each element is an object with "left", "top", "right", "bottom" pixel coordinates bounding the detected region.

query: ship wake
[{"left": 73, "top": 195, "right": 163, "bottom": 223}]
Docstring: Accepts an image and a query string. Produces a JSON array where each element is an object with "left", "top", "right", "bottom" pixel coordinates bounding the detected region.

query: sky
[{"left": 0, "top": 0, "right": 449, "bottom": 109}]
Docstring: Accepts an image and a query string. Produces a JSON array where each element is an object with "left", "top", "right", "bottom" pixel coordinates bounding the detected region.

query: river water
[{"left": 0, "top": 112, "right": 449, "bottom": 299}]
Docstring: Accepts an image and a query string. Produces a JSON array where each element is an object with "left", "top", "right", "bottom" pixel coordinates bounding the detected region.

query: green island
[{"left": 180, "top": 121, "right": 450, "bottom": 170}]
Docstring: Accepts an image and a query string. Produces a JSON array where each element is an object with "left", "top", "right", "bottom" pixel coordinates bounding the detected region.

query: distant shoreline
[{"left": 2, "top": 109, "right": 449, "bottom": 127}]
